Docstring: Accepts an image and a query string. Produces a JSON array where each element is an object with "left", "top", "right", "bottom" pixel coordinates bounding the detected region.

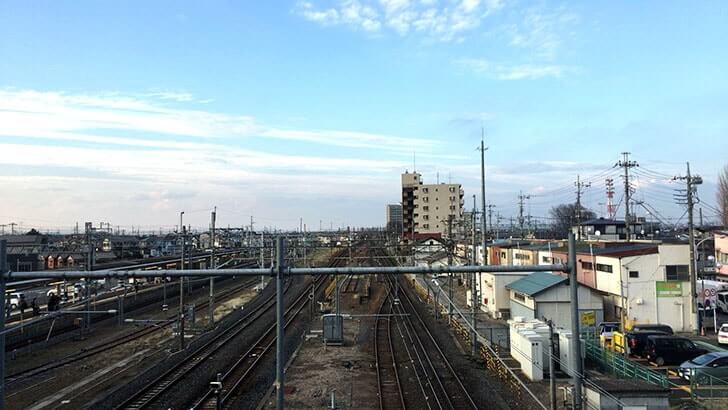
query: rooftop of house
[{"left": 505, "top": 271, "right": 567, "bottom": 296}]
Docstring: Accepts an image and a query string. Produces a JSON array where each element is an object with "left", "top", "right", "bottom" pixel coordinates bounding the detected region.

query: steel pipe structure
[{"left": 0, "top": 234, "right": 582, "bottom": 410}]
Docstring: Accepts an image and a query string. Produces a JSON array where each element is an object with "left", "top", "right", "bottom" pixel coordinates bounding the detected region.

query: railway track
[
  {"left": 191, "top": 275, "right": 328, "bottom": 409},
  {"left": 114, "top": 278, "right": 293, "bottom": 410},
  {"left": 386, "top": 274, "right": 477, "bottom": 410},
  {"left": 375, "top": 288, "right": 406, "bottom": 410},
  {"left": 6, "top": 274, "right": 260, "bottom": 383},
  {"left": 343, "top": 275, "right": 359, "bottom": 293}
]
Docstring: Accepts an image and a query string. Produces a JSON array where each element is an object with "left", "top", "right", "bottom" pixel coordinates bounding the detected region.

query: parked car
[
  {"left": 630, "top": 324, "right": 674, "bottom": 335},
  {"left": 7, "top": 292, "right": 26, "bottom": 310},
  {"left": 678, "top": 352, "right": 728, "bottom": 382},
  {"left": 625, "top": 330, "right": 672, "bottom": 357},
  {"left": 718, "top": 324, "right": 728, "bottom": 345},
  {"left": 645, "top": 335, "right": 708, "bottom": 366}
]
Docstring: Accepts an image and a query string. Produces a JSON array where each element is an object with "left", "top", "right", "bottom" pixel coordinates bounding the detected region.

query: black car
[
  {"left": 645, "top": 335, "right": 707, "bottom": 366},
  {"left": 630, "top": 324, "right": 674, "bottom": 335},
  {"left": 625, "top": 330, "right": 671, "bottom": 357}
]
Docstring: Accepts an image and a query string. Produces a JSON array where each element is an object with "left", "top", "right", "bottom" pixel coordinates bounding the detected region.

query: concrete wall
[
  {"left": 716, "top": 232, "right": 728, "bottom": 277},
  {"left": 481, "top": 272, "right": 529, "bottom": 317},
  {"left": 590, "top": 245, "right": 694, "bottom": 332}
]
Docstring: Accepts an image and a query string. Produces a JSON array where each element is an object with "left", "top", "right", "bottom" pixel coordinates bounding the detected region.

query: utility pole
[
  {"left": 275, "top": 237, "right": 286, "bottom": 410},
  {"left": 674, "top": 163, "right": 702, "bottom": 335},
  {"left": 447, "top": 215, "right": 454, "bottom": 323},
  {"left": 479, "top": 131, "right": 488, "bottom": 266},
  {"left": 615, "top": 152, "right": 638, "bottom": 242},
  {"left": 471, "top": 195, "right": 478, "bottom": 357},
  {"left": 486, "top": 204, "right": 496, "bottom": 239},
  {"left": 209, "top": 208, "right": 216, "bottom": 329},
  {"left": 84, "top": 222, "right": 93, "bottom": 333},
  {"left": 575, "top": 175, "right": 592, "bottom": 241},
  {"left": 1, "top": 240, "right": 7, "bottom": 410},
  {"left": 179, "top": 211, "right": 185, "bottom": 351},
  {"left": 568, "top": 233, "right": 583, "bottom": 410},
  {"left": 547, "top": 319, "right": 557, "bottom": 410},
  {"left": 518, "top": 192, "right": 530, "bottom": 238}
]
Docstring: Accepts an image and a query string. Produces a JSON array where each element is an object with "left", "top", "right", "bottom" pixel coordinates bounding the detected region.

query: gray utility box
[{"left": 322, "top": 314, "right": 343, "bottom": 346}]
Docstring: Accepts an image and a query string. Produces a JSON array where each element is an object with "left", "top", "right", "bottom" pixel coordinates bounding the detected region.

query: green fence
[{"left": 584, "top": 339, "right": 669, "bottom": 388}]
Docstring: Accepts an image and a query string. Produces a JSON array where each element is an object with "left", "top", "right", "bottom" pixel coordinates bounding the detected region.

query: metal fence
[
  {"left": 689, "top": 370, "right": 728, "bottom": 400},
  {"left": 583, "top": 338, "right": 669, "bottom": 388}
]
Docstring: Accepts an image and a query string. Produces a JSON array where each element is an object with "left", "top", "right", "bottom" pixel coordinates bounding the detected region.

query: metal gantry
[{"left": 0, "top": 234, "right": 584, "bottom": 410}]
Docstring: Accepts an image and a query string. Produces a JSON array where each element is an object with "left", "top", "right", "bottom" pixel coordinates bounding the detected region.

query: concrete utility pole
[
  {"left": 575, "top": 175, "right": 591, "bottom": 241},
  {"left": 518, "top": 191, "right": 530, "bottom": 238},
  {"left": 486, "top": 204, "right": 495, "bottom": 239},
  {"left": 568, "top": 233, "right": 583, "bottom": 410},
  {"left": 1, "top": 240, "right": 8, "bottom": 410},
  {"left": 275, "top": 237, "right": 285, "bottom": 410},
  {"left": 674, "top": 163, "right": 702, "bottom": 335},
  {"left": 179, "top": 212, "right": 186, "bottom": 350},
  {"left": 84, "top": 222, "right": 93, "bottom": 333},
  {"left": 479, "top": 131, "right": 488, "bottom": 266},
  {"left": 471, "top": 195, "right": 478, "bottom": 357},
  {"left": 209, "top": 208, "right": 216, "bottom": 329},
  {"left": 447, "top": 215, "right": 454, "bottom": 323},
  {"left": 616, "top": 152, "right": 638, "bottom": 242},
  {"left": 547, "top": 319, "right": 557, "bottom": 410}
]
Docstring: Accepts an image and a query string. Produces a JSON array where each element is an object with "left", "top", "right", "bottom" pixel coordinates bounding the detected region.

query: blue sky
[{"left": 1, "top": 1, "right": 726, "bottom": 232}]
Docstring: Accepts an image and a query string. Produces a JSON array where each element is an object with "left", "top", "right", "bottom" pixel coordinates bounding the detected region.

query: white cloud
[
  {"left": 454, "top": 58, "right": 573, "bottom": 80},
  {"left": 505, "top": 6, "right": 579, "bottom": 60},
  {"left": 295, "top": 0, "right": 504, "bottom": 41},
  {"left": 0, "top": 89, "right": 434, "bottom": 152},
  {"left": 296, "top": 1, "right": 381, "bottom": 32}
]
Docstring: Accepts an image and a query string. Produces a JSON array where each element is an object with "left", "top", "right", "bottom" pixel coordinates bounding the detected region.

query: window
[
  {"left": 514, "top": 292, "right": 526, "bottom": 302},
  {"left": 596, "top": 263, "right": 613, "bottom": 273},
  {"left": 422, "top": 187, "right": 428, "bottom": 193},
  {"left": 666, "top": 265, "right": 689, "bottom": 281},
  {"left": 542, "top": 256, "right": 553, "bottom": 263},
  {"left": 720, "top": 251, "right": 728, "bottom": 265},
  {"left": 423, "top": 206, "right": 429, "bottom": 211},
  {"left": 581, "top": 261, "right": 593, "bottom": 270},
  {"left": 501, "top": 252, "right": 507, "bottom": 259},
  {"left": 629, "top": 271, "right": 639, "bottom": 278}
]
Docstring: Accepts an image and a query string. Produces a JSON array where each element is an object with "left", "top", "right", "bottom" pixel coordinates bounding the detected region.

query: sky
[{"left": 1, "top": 1, "right": 727, "bottom": 233}]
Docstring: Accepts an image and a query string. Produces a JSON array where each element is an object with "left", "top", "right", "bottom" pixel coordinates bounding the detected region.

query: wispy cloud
[
  {"left": 295, "top": 0, "right": 504, "bottom": 41},
  {"left": 504, "top": 5, "right": 579, "bottom": 60},
  {"left": 0, "top": 89, "right": 435, "bottom": 153},
  {"left": 454, "top": 58, "right": 573, "bottom": 80}
]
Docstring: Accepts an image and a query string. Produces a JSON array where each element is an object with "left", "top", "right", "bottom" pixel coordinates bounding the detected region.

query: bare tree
[
  {"left": 719, "top": 165, "right": 728, "bottom": 227},
  {"left": 549, "top": 203, "right": 597, "bottom": 239}
]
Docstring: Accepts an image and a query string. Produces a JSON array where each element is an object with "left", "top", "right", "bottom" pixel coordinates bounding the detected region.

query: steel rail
[
  {"left": 6, "top": 276, "right": 259, "bottom": 382},
  {"left": 192, "top": 275, "right": 328, "bottom": 409},
  {"left": 375, "top": 288, "right": 406, "bottom": 410},
  {"left": 114, "top": 280, "right": 292, "bottom": 410},
  {"left": 396, "top": 275, "right": 477, "bottom": 409}
]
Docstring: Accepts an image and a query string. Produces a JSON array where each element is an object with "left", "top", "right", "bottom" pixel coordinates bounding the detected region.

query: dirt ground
[{"left": 261, "top": 275, "right": 383, "bottom": 410}]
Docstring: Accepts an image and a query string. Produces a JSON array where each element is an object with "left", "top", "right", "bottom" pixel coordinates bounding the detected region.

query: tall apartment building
[
  {"left": 385, "top": 204, "right": 403, "bottom": 232},
  {"left": 401, "top": 171, "right": 464, "bottom": 240}
]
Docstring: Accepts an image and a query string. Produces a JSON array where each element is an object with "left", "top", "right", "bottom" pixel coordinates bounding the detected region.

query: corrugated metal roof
[{"left": 505, "top": 271, "right": 567, "bottom": 296}]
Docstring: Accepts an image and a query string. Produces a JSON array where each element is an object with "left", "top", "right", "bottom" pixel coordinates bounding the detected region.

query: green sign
[{"left": 656, "top": 281, "right": 682, "bottom": 297}]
